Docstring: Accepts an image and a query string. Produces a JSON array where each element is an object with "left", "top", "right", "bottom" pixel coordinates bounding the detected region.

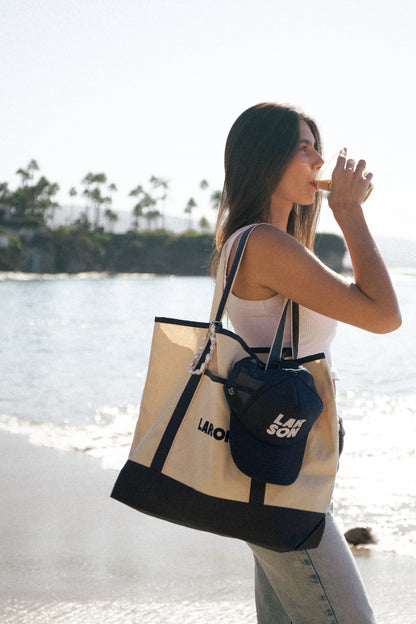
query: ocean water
[{"left": 1, "top": 269, "right": 415, "bottom": 559}]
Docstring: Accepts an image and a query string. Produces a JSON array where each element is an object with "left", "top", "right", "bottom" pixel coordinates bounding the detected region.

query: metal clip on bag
[{"left": 111, "top": 225, "right": 339, "bottom": 551}]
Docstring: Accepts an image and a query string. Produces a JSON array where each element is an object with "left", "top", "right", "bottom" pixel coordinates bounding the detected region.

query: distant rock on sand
[{"left": 344, "top": 527, "right": 376, "bottom": 546}]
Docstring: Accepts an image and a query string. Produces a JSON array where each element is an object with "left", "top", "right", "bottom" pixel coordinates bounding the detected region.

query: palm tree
[
  {"left": 150, "top": 176, "right": 169, "bottom": 228},
  {"left": 210, "top": 189, "right": 222, "bottom": 212},
  {"left": 129, "top": 185, "right": 156, "bottom": 231},
  {"left": 38, "top": 179, "right": 60, "bottom": 225},
  {"left": 129, "top": 182, "right": 164, "bottom": 230},
  {"left": 91, "top": 185, "right": 105, "bottom": 228},
  {"left": 27, "top": 159, "right": 39, "bottom": 177},
  {"left": 0, "top": 182, "right": 10, "bottom": 222},
  {"left": 10, "top": 163, "right": 59, "bottom": 225},
  {"left": 184, "top": 197, "right": 197, "bottom": 229},
  {"left": 198, "top": 179, "right": 221, "bottom": 223},
  {"left": 16, "top": 168, "right": 30, "bottom": 187},
  {"left": 146, "top": 208, "right": 161, "bottom": 230},
  {"left": 81, "top": 173, "right": 94, "bottom": 223},
  {"left": 108, "top": 182, "right": 118, "bottom": 202},
  {"left": 103, "top": 182, "right": 118, "bottom": 230},
  {"left": 104, "top": 208, "right": 119, "bottom": 232},
  {"left": 129, "top": 185, "right": 144, "bottom": 230},
  {"left": 142, "top": 196, "right": 158, "bottom": 230},
  {"left": 0, "top": 182, "right": 10, "bottom": 210},
  {"left": 68, "top": 187, "right": 77, "bottom": 224},
  {"left": 150, "top": 176, "right": 169, "bottom": 199},
  {"left": 131, "top": 203, "right": 143, "bottom": 230},
  {"left": 199, "top": 216, "right": 211, "bottom": 232},
  {"left": 16, "top": 159, "right": 39, "bottom": 188},
  {"left": 81, "top": 172, "right": 109, "bottom": 228}
]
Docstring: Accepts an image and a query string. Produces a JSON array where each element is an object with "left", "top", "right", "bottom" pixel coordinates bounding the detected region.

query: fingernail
[{"left": 340, "top": 147, "right": 347, "bottom": 155}]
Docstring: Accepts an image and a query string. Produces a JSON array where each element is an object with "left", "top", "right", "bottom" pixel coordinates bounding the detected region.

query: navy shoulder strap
[{"left": 214, "top": 225, "right": 300, "bottom": 365}]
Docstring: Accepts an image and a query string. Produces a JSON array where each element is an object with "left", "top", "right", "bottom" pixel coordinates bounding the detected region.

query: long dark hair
[{"left": 212, "top": 103, "right": 322, "bottom": 273}]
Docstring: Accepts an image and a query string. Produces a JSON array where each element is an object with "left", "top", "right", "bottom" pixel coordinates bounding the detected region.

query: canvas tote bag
[{"left": 111, "top": 225, "right": 339, "bottom": 551}]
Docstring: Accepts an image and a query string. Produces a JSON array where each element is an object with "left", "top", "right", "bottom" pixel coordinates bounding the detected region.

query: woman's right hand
[{"left": 328, "top": 148, "right": 373, "bottom": 213}]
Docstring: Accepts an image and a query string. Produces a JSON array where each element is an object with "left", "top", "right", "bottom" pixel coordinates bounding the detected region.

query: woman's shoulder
[
  {"left": 235, "top": 223, "right": 307, "bottom": 279},
  {"left": 226, "top": 222, "right": 300, "bottom": 261},
  {"left": 225, "top": 223, "right": 305, "bottom": 301}
]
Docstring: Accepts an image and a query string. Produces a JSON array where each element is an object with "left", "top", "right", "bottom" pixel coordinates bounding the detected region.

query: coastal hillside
[
  {"left": 0, "top": 160, "right": 346, "bottom": 275},
  {"left": 0, "top": 225, "right": 346, "bottom": 275}
]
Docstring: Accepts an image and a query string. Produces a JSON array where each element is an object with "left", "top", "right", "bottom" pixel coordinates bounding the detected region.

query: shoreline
[
  {"left": 1, "top": 431, "right": 415, "bottom": 623},
  {"left": 1, "top": 265, "right": 414, "bottom": 283}
]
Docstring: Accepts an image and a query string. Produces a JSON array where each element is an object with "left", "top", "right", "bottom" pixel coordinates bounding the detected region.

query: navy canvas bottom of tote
[
  {"left": 112, "top": 459, "right": 325, "bottom": 551},
  {"left": 111, "top": 225, "right": 339, "bottom": 552}
]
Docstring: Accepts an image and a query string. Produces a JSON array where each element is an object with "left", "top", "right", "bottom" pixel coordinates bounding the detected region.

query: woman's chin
[{"left": 297, "top": 194, "right": 316, "bottom": 206}]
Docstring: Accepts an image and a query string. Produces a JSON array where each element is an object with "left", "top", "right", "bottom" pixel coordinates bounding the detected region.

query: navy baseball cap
[{"left": 224, "top": 357, "right": 323, "bottom": 486}]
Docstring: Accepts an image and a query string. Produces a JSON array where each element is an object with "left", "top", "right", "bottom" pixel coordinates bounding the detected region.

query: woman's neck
[
  {"left": 267, "top": 210, "right": 290, "bottom": 232},
  {"left": 268, "top": 198, "right": 293, "bottom": 232}
]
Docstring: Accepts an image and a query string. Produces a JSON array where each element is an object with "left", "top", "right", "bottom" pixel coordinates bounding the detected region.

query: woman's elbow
[{"left": 373, "top": 308, "right": 402, "bottom": 334}]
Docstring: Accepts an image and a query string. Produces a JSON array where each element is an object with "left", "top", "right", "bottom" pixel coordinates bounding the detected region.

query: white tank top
[{"left": 224, "top": 228, "right": 339, "bottom": 380}]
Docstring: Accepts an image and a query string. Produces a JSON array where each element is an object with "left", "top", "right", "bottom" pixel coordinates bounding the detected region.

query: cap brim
[{"left": 229, "top": 411, "right": 308, "bottom": 486}]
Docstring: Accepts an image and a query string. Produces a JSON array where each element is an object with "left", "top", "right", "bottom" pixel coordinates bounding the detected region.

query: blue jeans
[{"left": 249, "top": 511, "right": 376, "bottom": 624}]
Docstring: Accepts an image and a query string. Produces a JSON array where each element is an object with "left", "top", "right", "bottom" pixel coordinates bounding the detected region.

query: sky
[{"left": 2, "top": 0, "right": 415, "bottom": 239}]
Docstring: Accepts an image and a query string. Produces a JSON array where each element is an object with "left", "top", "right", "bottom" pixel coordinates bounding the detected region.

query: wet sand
[{"left": 1, "top": 431, "right": 415, "bottom": 623}]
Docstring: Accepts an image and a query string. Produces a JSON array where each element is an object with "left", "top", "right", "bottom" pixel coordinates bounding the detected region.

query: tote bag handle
[
  {"left": 211, "top": 225, "right": 256, "bottom": 323},
  {"left": 191, "top": 227, "right": 259, "bottom": 375}
]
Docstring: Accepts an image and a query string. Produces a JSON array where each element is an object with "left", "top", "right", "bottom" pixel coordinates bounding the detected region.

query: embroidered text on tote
[
  {"left": 267, "top": 414, "right": 307, "bottom": 438},
  {"left": 197, "top": 418, "right": 230, "bottom": 443}
]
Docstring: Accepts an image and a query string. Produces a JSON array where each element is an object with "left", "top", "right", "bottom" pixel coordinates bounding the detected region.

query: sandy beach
[{"left": 1, "top": 431, "right": 415, "bottom": 624}]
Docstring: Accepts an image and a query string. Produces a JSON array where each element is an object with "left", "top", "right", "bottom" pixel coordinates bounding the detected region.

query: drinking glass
[{"left": 316, "top": 154, "right": 373, "bottom": 202}]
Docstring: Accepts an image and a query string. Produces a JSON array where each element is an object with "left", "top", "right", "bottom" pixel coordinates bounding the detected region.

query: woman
[{"left": 214, "top": 103, "right": 401, "bottom": 623}]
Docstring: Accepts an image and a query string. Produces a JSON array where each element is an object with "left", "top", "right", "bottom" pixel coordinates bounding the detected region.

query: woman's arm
[{"left": 231, "top": 153, "right": 401, "bottom": 334}]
